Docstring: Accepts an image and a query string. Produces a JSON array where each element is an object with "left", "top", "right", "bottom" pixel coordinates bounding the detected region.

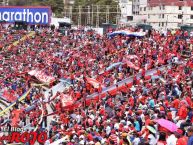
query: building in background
[
  {"left": 141, "top": 0, "right": 193, "bottom": 30},
  {"left": 132, "top": 0, "right": 147, "bottom": 25},
  {"left": 132, "top": 0, "right": 147, "bottom": 15},
  {"left": 119, "top": 0, "right": 133, "bottom": 25}
]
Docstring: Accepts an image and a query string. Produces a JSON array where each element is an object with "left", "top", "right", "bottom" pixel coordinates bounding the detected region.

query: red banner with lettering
[
  {"left": 60, "top": 93, "right": 74, "bottom": 107},
  {"left": 28, "top": 70, "right": 55, "bottom": 84}
]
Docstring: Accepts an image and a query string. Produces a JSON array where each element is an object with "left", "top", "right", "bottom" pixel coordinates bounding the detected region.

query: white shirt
[
  {"left": 166, "top": 134, "right": 177, "bottom": 145},
  {"left": 132, "top": 137, "right": 140, "bottom": 145},
  {"left": 148, "top": 134, "right": 157, "bottom": 145},
  {"left": 114, "top": 123, "right": 119, "bottom": 130},
  {"left": 106, "top": 126, "right": 111, "bottom": 135},
  {"left": 76, "top": 114, "right": 81, "bottom": 123},
  {"left": 89, "top": 114, "right": 95, "bottom": 120},
  {"left": 44, "top": 140, "right": 50, "bottom": 145}
]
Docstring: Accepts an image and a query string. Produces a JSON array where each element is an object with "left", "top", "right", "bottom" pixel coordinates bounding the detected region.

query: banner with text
[
  {"left": 28, "top": 70, "right": 55, "bottom": 84},
  {"left": 0, "top": 6, "right": 51, "bottom": 25}
]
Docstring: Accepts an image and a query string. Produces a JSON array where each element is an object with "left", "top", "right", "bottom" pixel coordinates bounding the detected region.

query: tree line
[{"left": 9, "top": 0, "right": 119, "bottom": 26}]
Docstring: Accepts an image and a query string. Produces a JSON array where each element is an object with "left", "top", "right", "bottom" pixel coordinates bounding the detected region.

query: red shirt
[
  {"left": 176, "top": 136, "right": 188, "bottom": 145},
  {"left": 178, "top": 106, "right": 187, "bottom": 120},
  {"left": 185, "top": 96, "right": 191, "bottom": 106},
  {"left": 173, "top": 99, "right": 180, "bottom": 109}
]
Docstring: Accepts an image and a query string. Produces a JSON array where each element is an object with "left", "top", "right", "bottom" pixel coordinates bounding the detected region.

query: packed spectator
[{"left": 0, "top": 25, "right": 192, "bottom": 145}]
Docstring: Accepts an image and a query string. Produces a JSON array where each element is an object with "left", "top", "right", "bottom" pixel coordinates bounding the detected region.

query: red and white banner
[
  {"left": 126, "top": 55, "right": 139, "bottom": 60},
  {"left": 2, "top": 90, "right": 17, "bottom": 102},
  {"left": 125, "top": 60, "right": 140, "bottom": 70},
  {"left": 62, "top": 65, "right": 171, "bottom": 110},
  {"left": 60, "top": 93, "right": 74, "bottom": 107},
  {"left": 86, "top": 77, "right": 104, "bottom": 88},
  {"left": 28, "top": 70, "right": 55, "bottom": 84}
]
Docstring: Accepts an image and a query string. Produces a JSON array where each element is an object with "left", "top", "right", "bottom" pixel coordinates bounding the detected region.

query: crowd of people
[{"left": 0, "top": 25, "right": 192, "bottom": 145}]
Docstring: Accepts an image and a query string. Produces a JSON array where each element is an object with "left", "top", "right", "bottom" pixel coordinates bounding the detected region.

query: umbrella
[
  {"left": 147, "top": 126, "right": 156, "bottom": 134},
  {"left": 155, "top": 119, "right": 178, "bottom": 132},
  {"left": 106, "top": 62, "right": 123, "bottom": 71}
]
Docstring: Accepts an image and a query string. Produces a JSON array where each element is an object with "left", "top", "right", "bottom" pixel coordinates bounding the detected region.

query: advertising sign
[{"left": 0, "top": 6, "right": 51, "bottom": 25}]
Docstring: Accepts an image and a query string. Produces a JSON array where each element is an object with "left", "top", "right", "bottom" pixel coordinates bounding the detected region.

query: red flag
[
  {"left": 188, "top": 60, "right": 193, "bottom": 69},
  {"left": 28, "top": 70, "right": 55, "bottom": 84},
  {"left": 125, "top": 60, "right": 140, "bottom": 70},
  {"left": 60, "top": 93, "right": 74, "bottom": 107},
  {"left": 126, "top": 55, "right": 139, "bottom": 60},
  {"left": 158, "top": 57, "right": 165, "bottom": 64},
  {"left": 86, "top": 77, "right": 104, "bottom": 89}
]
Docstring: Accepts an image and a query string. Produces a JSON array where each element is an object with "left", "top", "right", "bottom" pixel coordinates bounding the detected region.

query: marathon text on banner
[{"left": 0, "top": 6, "right": 51, "bottom": 25}]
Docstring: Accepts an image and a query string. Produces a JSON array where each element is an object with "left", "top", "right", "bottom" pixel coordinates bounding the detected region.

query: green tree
[
  {"left": 9, "top": 0, "right": 64, "bottom": 17},
  {"left": 72, "top": 0, "right": 119, "bottom": 26}
]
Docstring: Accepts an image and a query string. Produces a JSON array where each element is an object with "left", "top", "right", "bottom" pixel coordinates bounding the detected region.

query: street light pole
[
  {"left": 96, "top": 5, "right": 99, "bottom": 28},
  {"left": 106, "top": 5, "right": 110, "bottom": 24},
  {"left": 78, "top": 6, "right": 82, "bottom": 27},
  {"left": 87, "top": 6, "right": 91, "bottom": 25},
  {"left": 91, "top": 5, "right": 94, "bottom": 26}
]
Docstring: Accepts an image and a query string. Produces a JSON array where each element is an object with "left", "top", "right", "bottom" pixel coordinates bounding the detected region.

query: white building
[
  {"left": 132, "top": 0, "right": 147, "bottom": 15},
  {"left": 140, "top": 0, "right": 193, "bottom": 30},
  {"left": 132, "top": 0, "right": 148, "bottom": 24},
  {"left": 119, "top": 0, "right": 133, "bottom": 24}
]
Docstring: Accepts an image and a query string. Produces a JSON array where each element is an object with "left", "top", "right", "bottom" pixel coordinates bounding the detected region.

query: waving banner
[
  {"left": 109, "top": 30, "right": 146, "bottom": 37},
  {"left": 86, "top": 77, "right": 104, "bottom": 89},
  {"left": 2, "top": 90, "right": 17, "bottom": 102},
  {"left": 126, "top": 55, "right": 139, "bottom": 60},
  {"left": 60, "top": 93, "right": 74, "bottom": 107},
  {"left": 0, "top": 88, "right": 32, "bottom": 117},
  {"left": 106, "top": 62, "right": 123, "bottom": 71},
  {"left": 125, "top": 60, "right": 140, "bottom": 70},
  {"left": 28, "top": 70, "right": 55, "bottom": 84}
]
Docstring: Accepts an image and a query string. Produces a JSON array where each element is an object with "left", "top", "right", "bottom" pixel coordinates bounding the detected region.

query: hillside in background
[{"left": 9, "top": 0, "right": 64, "bottom": 17}]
